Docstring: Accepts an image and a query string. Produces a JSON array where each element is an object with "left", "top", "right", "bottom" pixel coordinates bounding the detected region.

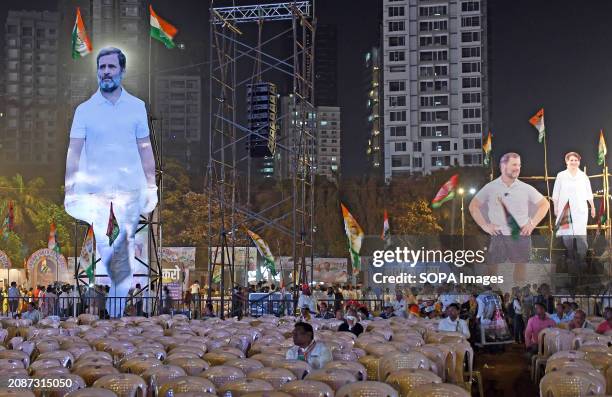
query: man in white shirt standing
[
  {"left": 297, "top": 285, "right": 317, "bottom": 313},
  {"left": 469, "top": 152, "right": 549, "bottom": 267},
  {"left": 438, "top": 303, "right": 470, "bottom": 338},
  {"left": 392, "top": 290, "right": 407, "bottom": 318},
  {"left": 64, "top": 47, "right": 157, "bottom": 317},
  {"left": 286, "top": 322, "right": 332, "bottom": 369}
]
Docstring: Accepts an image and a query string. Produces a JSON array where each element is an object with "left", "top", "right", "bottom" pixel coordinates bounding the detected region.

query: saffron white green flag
[
  {"left": 246, "top": 229, "right": 277, "bottom": 276},
  {"left": 80, "top": 224, "right": 95, "bottom": 284},
  {"left": 150, "top": 5, "right": 178, "bottom": 49},
  {"left": 71, "top": 7, "right": 92, "bottom": 59},
  {"left": 529, "top": 108, "right": 545, "bottom": 143},
  {"left": 341, "top": 203, "right": 365, "bottom": 273},
  {"left": 598, "top": 130, "right": 607, "bottom": 166}
]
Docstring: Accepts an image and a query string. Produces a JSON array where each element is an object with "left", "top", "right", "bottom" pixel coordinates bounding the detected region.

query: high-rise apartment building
[
  {"left": 1, "top": 11, "right": 61, "bottom": 166},
  {"left": 156, "top": 75, "right": 202, "bottom": 172},
  {"left": 276, "top": 96, "right": 340, "bottom": 181},
  {"left": 382, "top": 0, "right": 488, "bottom": 180}
]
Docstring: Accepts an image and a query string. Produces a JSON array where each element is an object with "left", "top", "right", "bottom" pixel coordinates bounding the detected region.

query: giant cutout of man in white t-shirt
[{"left": 64, "top": 48, "right": 157, "bottom": 316}]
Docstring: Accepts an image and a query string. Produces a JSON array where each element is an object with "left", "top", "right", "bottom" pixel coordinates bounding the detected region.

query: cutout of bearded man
[{"left": 64, "top": 47, "right": 157, "bottom": 317}]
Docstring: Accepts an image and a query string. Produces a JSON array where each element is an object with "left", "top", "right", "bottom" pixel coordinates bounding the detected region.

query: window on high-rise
[
  {"left": 461, "top": 47, "right": 481, "bottom": 58},
  {"left": 431, "top": 155, "right": 451, "bottom": 166},
  {"left": 461, "top": 62, "right": 481, "bottom": 73},
  {"left": 390, "top": 126, "right": 407, "bottom": 136},
  {"left": 461, "top": 31, "right": 480, "bottom": 43},
  {"left": 389, "top": 96, "right": 407, "bottom": 107},
  {"left": 461, "top": 1, "right": 480, "bottom": 12},
  {"left": 413, "top": 142, "right": 422, "bottom": 152},
  {"left": 421, "top": 126, "right": 449, "bottom": 137},
  {"left": 420, "top": 111, "right": 448, "bottom": 122},
  {"left": 419, "top": 5, "right": 447, "bottom": 17},
  {"left": 419, "top": 20, "right": 448, "bottom": 32},
  {"left": 462, "top": 108, "right": 481, "bottom": 119},
  {"left": 388, "top": 6, "right": 405, "bottom": 17},
  {"left": 395, "top": 142, "right": 407, "bottom": 152},
  {"left": 389, "top": 111, "right": 406, "bottom": 122},
  {"left": 462, "top": 92, "right": 481, "bottom": 104},
  {"left": 461, "top": 16, "right": 480, "bottom": 27},
  {"left": 462, "top": 77, "right": 481, "bottom": 88},
  {"left": 389, "top": 21, "right": 405, "bottom": 32},
  {"left": 392, "top": 154, "right": 411, "bottom": 167},
  {"left": 462, "top": 123, "right": 482, "bottom": 134},
  {"left": 389, "top": 51, "right": 405, "bottom": 62},
  {"left": 464, "top": 154, "right": 482, "bottom": 165},
  {"left": 389, "top": 36, "right": 406, "bottom": 47},
  {"left": 463, "top": 138, "right": 482, "bottom": 149},
  {"left": 413, "top": 157, "right": 423, "bottom": 168},
  {"left": 389, "top": 81, "right": 406, "bottom": 91}
]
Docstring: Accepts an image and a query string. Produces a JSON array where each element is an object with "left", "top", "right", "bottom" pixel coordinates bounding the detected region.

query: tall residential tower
[{"left": 382, "top": 0, "right": 488, "bottom": 180}]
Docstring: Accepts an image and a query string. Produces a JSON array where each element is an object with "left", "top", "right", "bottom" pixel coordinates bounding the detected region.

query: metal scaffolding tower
[{"left": 207, "top": 1, "right": 316, "bottom": 316}]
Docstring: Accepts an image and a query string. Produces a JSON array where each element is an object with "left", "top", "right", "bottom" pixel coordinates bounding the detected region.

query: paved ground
[{"left": 473, "top": 342, "right": 539, "bottom": 397}]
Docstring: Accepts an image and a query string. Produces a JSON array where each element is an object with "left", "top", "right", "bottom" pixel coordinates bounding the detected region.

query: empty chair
[
  {"left": 305, "top": 369, "right": 356, "bottom": 392},
  {"left": 92, "top": 373, "right": 147, "bottom": 397},
  {"left": 218, "top": 378, "right": 275, "bottom": 397},
  {"left": 36, "top": 351, "right": 75, "bottom": 368},
  {"left": 249, "top": 354, "right": 287, "bottom": 367},
  {"left": 199, "top": 365, "right": 246, "bottom": 388},
  {"left": 545, "top": 357, "right": 594, "bottom": 374},
  {"left": 547, "top": 350, "right": 586, "bottom": 362},
  {"left": 0, "top": 389, "right": 35, "bottom": 397},
  {"left": 156, "top": 376, "right": 216, "bottom": 397},
  {"left": 141, "top": 364, "right": 186, "bottom": 395},
  {"left": 248, "top": 368, "right": 296, "bottom": 389},
  {"left": 406, "top": 383, "right": 470, "bottom": 397},
  {"left": 324, "top": 360, "right": 368, "bottom": 381},
  {"left": 539, "top": 367, "right": 606, "bottom": 397},
  {"left": 226, "top": 358, "right": 265, "bottom": 375},
  {"left": 335, "top": 381, "right": 399, "bottom": 397},
  {"left": 163, "top": 357, "right": 209, "bottom": 376},
  {"left": 386, "top": 368, "right": 442, "bottom": 396},
  {"left": 0, "top": 350, "right": 30, "bottom": 368},
  {"left": 240, "top": 392, "right": 292, "bottom": 397},
  {"left": 65, "top": 387, "right": 118, "bottom": 396},
  {"left": 280, "top": 380, "right": 334, "bottom": 397},
  {"left": 378, "top": 352, "right": 432, "bottom": 381},
  {"left": 358, "top": 355, "right": 381, "bottom": 381},
  {"left": 272, "top": 360, "right": 312, "bottom": 380},
  {"left": 202, "top": 351, "right": 241, "bottom": 366},
  {"left": 119, "top": 357, "right": 162, "bottom": 375},
  {"left": 74, "top": 365, "right": 120, "bottom": 387}
]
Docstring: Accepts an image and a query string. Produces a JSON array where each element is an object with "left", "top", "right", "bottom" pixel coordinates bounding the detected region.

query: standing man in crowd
[
  {"left": 439, "top": 303, "right": 470, "bottom": 338},
  {"left": 64, "top": 47, "right": 158, "bottom": 317},
  {"left": 7, "top": 282, "right": 19, "bottom": 317}
]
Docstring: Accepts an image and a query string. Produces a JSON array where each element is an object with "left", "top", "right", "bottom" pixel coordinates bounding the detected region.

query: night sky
[{"left": 2, "top": 1, "right": 612, "bottom": 183}]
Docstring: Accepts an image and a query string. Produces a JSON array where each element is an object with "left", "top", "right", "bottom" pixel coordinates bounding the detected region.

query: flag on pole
[
  {"left": 555, "top": 202, "right": 572, "bottom": 232},
  {"left": 212, "top": 265, "right": 221, "bottom": 283},
  {"left": 71, "top": 7, "right": 92, "bottom": 59},
  {"left": 498, "top": 198, "right": 521, "bottom": 239},
  {"left": 149, "top": 5, "right": 178, "bottom": 49},
  {"left": 1, "top": 201, "right": 15, "bottom": 239},
  {"left": 246, "top": 229, "right": 277, "bottom": 276},
  {"left": 597, "top": 130, "right": 607, "bottom": 166},
  {"left": 483, "top": 131, "right": 492, "bottom": 166},
  {"left": 529, "top": 108, "right": 545, "bottom": 143},
  {"left": 340, "top": 203, "right": 365, "bottom": 273},
  {"left": 106, "top": 202, "right": 120, "bottom": 246},
  {"left": 381, "top": 209, "right": 390, "bottom": 244},
  {"left": 431, "top": 174, "right": 459, "bottom": 208},
  {"left": 48, "top": 223, "right": 61, "bottom": 254},
  {"left": 80, "top": 225, "right": 95, "bottom": 284}
]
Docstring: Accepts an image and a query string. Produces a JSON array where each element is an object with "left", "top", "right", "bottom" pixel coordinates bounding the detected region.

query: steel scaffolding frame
[{"left": 207, "top": 1, "right": 316, "bottom": 317}]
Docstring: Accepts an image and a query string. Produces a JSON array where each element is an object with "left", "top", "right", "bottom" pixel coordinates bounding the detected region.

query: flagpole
[
  {"left": 542, "top": 133, "right": 554, "bottom": 260},
  {"left": 148, "top": 34, "right": 152, "bottom": 109}
]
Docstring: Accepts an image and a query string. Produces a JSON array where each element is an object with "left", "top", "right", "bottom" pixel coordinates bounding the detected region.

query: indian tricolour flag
[
  {"left": 598, "top": 130, "right": 607, "bottom": 166},
  {"left": 483, "top": 131, "right": 492, "bottom": 166},
  {"left": 529, "top": 108, "right": 545, "bottom": 143},
  {"left": 341, "top": 203, "right": 365, "bottom": 274},
  {"left": 431, "top": 174, "right": 459, "bottom": 209},
  {"left": 150, "top": 5, "right": 178, "bottom": 49},
  {"left": 246, "top": 229, "right": 277, "bottom": 276},
  {"left": 71, "top": 7, "right": 92, "bottom": 59},
  {"left": 80, "top": 225, "right": 95, "bottom": 284}
]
